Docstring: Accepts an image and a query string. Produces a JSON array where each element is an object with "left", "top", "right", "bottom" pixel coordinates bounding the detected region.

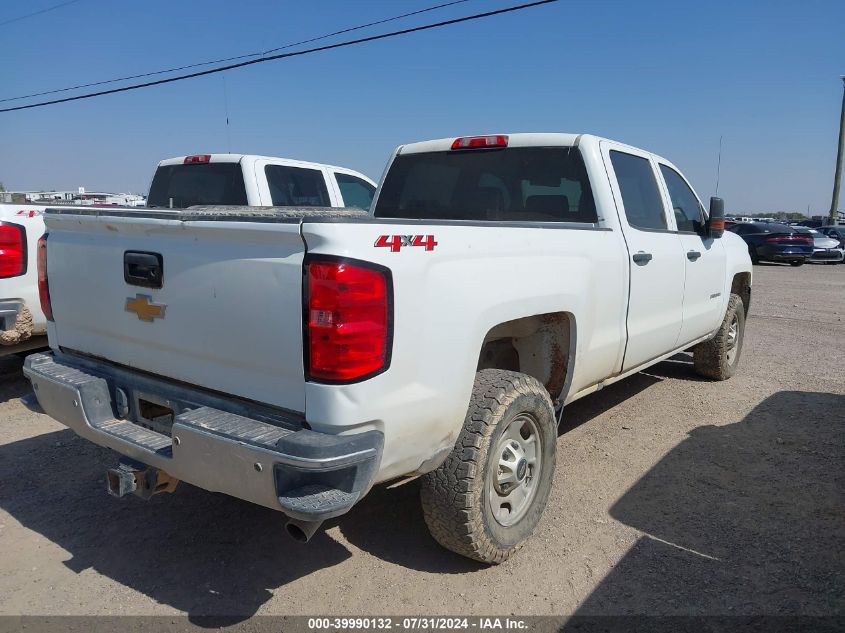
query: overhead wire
[
  {"left": 1, "top": 0, "right": 558, "bottom": 113},
  {"left": 0, "top": 0, "right": 474, "bottom": 104}
]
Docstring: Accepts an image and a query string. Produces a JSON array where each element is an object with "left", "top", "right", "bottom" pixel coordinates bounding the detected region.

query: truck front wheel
[
  {"left": 693, "top": 292, "right": 746, "bottom": 380},
  {"left": 420, "top": 369, "right": 556, "bottom": 563}
]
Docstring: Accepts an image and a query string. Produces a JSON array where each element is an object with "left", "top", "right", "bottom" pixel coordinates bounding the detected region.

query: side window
[
  {"left": 659, "top": 165, "right": 705, "bottom": 233},
  {"left": 609, "top": 151, "right": 667, "bottom": 231},
  {"left": 264, "top": 165, "right": 330, "bottom": 207},
  {"left": 335, "top": 173, "right": 376, "bottom": 210}
]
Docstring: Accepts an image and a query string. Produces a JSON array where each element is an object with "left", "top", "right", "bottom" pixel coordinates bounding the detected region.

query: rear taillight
[
  {"left": 0, "top": 223, "right": 26, "bottom": 278},
  {"left": 451, "top": 135, "right": 508, "bottom": 150},
  {"left": 305, "top": 258, "right": 391, "bottom": 382},
  {"left": 37, "top": 235, "right": 53, "bottom": 321},
  {"left": 765, "top": 234, "right": 813, "bottom": 244}
]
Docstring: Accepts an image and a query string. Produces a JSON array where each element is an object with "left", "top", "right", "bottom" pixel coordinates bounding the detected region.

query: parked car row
[{"left": 727, "top": 222, "right": 845, "bottom": 266}]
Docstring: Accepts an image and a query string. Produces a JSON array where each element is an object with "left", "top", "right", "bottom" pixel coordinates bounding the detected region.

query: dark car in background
[{"left": 728, "top": 222, "right": 814, "bottom": 266}]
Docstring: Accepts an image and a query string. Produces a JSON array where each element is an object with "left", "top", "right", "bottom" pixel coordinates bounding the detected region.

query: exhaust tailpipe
[{"left": 285, "top": 518, "right": 323, "bottom": 543}]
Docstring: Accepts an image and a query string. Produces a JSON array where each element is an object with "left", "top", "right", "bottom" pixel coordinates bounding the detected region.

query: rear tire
[
  {"left": 790, "top": 260, "right": 804, "bottom": 267},
  {"left": 693, "top": 293, "right": 745, "bottom": 381},
  {"left": 749, "top": 248, "right": 760, "bottom": 265},
  {"left": 420, "top": 369, "right": 556, "bottom": 564}
]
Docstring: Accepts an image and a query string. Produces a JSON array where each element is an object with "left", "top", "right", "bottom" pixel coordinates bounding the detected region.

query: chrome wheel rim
[
  {"left": 488, "top": 413, "right": 542, "bottom": 527},
  {"left": 725, "top": 314, "right": 740, "bottom": 364}
]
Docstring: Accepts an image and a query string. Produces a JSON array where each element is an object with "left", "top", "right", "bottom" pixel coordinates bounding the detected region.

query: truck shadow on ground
[
  {"left": 0, "top": 424, "right": 360, "bottom": 625},
  {"left": 565, "top": 390, "right": 845, "bottom": 621},
  {"left": 0, "top": 356, "right": 28, "bottom": 404},
  {"left": 5, "top": 363, "right": 829, "bottom": 623},
  {"left": 0, "top": 359, "right": 683, "bottom": 624}
]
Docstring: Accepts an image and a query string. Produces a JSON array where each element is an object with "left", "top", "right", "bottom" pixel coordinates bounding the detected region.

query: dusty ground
[{"left": 0, "top": 263, "right": 842, "bottom": 622}]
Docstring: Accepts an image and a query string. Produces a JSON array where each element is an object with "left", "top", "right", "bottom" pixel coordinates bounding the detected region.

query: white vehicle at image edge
[
  {"left": 24, "top": 133, "right": 752, "bottom": 563},
  {"left": 0, "top": 204, "right": 49, "bottom": 356}
]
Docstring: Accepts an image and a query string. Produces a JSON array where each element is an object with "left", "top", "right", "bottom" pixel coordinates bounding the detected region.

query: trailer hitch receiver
[{"left": 106, "top": 459, "right": 179, "bottom": 500}]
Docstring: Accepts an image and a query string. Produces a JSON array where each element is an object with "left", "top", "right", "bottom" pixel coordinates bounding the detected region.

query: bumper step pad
[{"left": 278, "top": 484, "right": 359, "bottom": 518}]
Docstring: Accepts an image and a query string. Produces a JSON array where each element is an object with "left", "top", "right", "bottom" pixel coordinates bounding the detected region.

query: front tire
[
  {"left": 790, "top": 260, "right": 804, "bottom": 267},
  {"left": 693, "top": 293, "right": 746, "bottom": 380},
  {"left": 420, "top": 369, "right": 557, "bottom": 564}
]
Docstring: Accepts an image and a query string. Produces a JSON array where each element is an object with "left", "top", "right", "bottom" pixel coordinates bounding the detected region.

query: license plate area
[{"left": 134, "top": 392, "right": 175, "bottom": 435}]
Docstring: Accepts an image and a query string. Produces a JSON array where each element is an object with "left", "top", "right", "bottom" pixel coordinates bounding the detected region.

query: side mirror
[{"left": 707, "top": 197, "right": 725, "bottom": 238}]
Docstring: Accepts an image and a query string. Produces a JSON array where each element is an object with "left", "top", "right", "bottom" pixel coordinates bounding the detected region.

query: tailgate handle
[{"left": 124, "top": 251, "right": 163, "bottom": 289}]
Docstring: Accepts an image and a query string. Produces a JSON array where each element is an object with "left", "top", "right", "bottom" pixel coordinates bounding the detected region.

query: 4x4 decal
[{"left": 375, "top": 234, "right": 438, "bottom": 252}]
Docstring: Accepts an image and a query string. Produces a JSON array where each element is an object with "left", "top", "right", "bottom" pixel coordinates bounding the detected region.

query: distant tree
[{"left": 0, "top": 182, "right": 5, "bottom": 192}]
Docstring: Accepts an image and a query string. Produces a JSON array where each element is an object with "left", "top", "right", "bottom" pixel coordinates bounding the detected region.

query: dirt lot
[{"left": 0, "top": 264, "right": 842, "bottom": 621}]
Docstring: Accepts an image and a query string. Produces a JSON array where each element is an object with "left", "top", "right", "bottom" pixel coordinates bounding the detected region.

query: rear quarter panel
[{"left": 302, "top": 220, "right": 628, "bottom": 482}]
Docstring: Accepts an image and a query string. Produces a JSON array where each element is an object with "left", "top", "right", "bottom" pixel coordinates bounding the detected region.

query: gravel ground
[{"left": 0, "top": 263, "right": 842, "bottom": 621}]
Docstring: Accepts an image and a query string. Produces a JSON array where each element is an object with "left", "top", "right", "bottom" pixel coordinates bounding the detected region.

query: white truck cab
[
  {"left": 25, "top": 133, "right": 751, "bottom": 563},
  {"left": 147, "top": 154, "right": 377, "bottom": 210}
]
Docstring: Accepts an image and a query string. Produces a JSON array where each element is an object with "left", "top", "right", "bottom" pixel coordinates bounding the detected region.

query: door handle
[
  {"left": 124, "top": 251, "right": 163, "bottom": 289},
  {"left": 687, "top": 250, "right": 702, "bottom": 261},
  {"left": 632, "top": 251, "right": 652, "bottom": 265}
]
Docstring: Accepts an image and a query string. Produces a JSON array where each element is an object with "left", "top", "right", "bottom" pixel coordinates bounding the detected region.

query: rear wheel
[
  {"left": 749, "top": 247, "right": 760, "bottom": 265},
  {"left": 790, "top": 260, "right": 804, "bottom": 267},
  {"left": 420, "top": 369, "right": 556, "bottom": 564},
  {"left": 693, "top": 293, "right": 745, "bottom": 380}
]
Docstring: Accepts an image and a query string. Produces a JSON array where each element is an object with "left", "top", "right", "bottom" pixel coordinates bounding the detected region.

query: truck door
[
  {"left": 657, "top": 163, "right": 727, "bottom": 345},
  {"left": 601, "top": 143, "right": 685, "bottom": 371}
]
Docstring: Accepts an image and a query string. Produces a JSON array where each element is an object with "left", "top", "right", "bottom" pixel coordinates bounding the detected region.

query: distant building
[{"left": 0, "top": 189, "right": 146, "bottom": 207}]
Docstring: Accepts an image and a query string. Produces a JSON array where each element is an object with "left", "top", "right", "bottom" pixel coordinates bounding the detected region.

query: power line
[
  {"left": 0, "top": 0, "right": 85, "bottom": 27},
  {"left": 1, "top": 0, "right": 557, "bottom": 114},
  {"left": 0, "top": 0, "right": 474, "bottom": 104}
]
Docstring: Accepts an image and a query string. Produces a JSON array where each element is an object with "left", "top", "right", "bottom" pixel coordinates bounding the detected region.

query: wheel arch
[
  {"left": 476, "top": 311, "right": 577, "bottom": 409},
  {"left": 731, "top": 271, "right": 752, "bottom": 316}
]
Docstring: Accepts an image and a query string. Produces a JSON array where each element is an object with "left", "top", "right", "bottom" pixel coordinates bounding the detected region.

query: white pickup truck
[
  {"left": 147, "top": 154, "right": 377, "bottom": 210},
  {"left": 0, "top": 204, "right": 49, "bottom": 355},
  {"left": 25, "top": 133, "right": 752, "bottom": 563}
]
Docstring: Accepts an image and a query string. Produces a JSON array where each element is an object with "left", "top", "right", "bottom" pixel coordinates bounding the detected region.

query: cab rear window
[
  {"left": 147, "top": 163, "right": 247, "bottom": 208},
  {"left": 374, "top": 147, "right": 597, "bottom": 223}
]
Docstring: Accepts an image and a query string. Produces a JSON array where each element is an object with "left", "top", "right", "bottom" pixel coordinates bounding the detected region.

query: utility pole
[{"left": 830, "top": 76, "right": 845, "bottom": 225}]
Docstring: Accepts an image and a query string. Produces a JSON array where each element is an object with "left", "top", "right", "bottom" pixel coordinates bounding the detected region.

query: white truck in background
[
  {"left": 0, "top": 154, "right": 376, "bottom": 356},
  {"left": 0, "top": 204, "right": 49, "bottom": 356},
  {"left": 146, "top": 154, "right": 377, "bottom": 210},
  {"left": 25, "top": 133, "right": 752, "bottom": 563}
]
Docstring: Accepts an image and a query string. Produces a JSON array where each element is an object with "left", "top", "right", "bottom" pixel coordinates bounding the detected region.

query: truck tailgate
[{"left": 44, "top": 209, "right": 307, "bottom": 412}]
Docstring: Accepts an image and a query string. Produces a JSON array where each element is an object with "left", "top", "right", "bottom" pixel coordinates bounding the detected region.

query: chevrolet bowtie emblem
[{"left": 125, "top": 294, "right": 166, "bottom": 322}]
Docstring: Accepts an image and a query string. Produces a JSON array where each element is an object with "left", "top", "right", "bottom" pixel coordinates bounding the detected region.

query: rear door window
[
  {"left": 609, "top": 151, "right": 668, "bottom": 231},
  {"left": 265, "top": 165, "right": 330, "bottom": 206},
  {"left": 147, "top": 163, "right": 247, "bottom": 208},
  {"left": 335, "top": 173, "right": 376, "bottom": 209},
  {"left": 374, "top": 147, "right": 597, "bottom": 223},
  {"left": 659, "top": 164, "right": 705, "bottom": 233}
]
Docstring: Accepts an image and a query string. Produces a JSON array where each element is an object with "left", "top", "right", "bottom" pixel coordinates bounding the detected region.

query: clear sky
[{"left": 1, "top": 0, "right": 843, "bottom": 214}]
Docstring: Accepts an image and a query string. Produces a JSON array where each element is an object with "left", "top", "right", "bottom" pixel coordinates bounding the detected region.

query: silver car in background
[{"left": 794, "top": 227, "right": 844, "bottom": 264}]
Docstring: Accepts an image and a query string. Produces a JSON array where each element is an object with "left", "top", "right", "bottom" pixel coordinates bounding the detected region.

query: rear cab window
[
  {"left": 608, "top": 151, "right": 667, "bottom": 231},
  {"left": 335, "top": 173, "right": 376, "bottom": 210},
  {"left": 147, "top": 162, "right": 247, "bottom": 208},
  {"left": 374, "top": 147, "right": 597, "bottom": 223},
  {"left": 265, "top": 165, "right": 330, "bottom": 206}
]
